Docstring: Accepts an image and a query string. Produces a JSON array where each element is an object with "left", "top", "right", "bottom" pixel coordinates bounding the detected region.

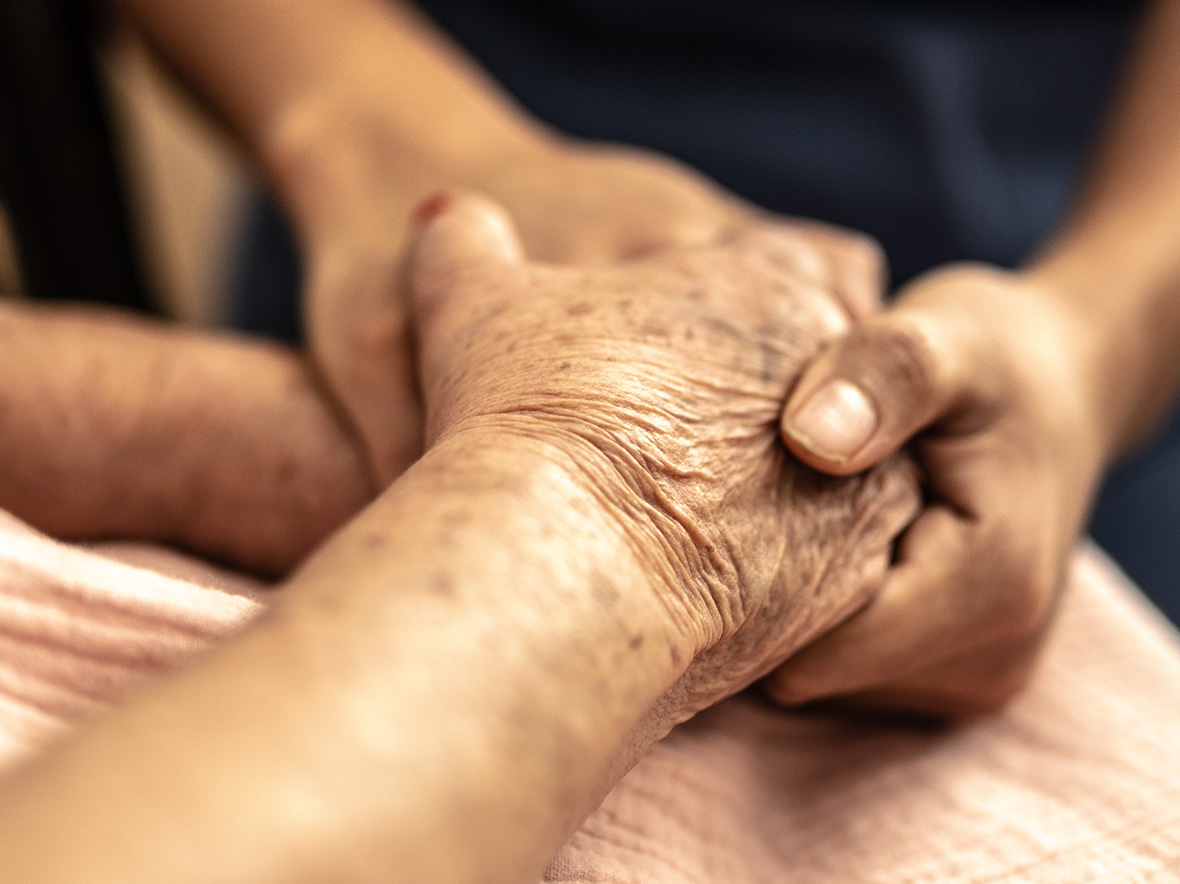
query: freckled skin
[{"left": 414, "top": 200, "right": 921, "bottom": 715}]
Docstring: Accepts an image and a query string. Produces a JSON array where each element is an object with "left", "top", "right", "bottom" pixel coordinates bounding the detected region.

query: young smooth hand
[{"left": 771, "top": 263, "right": 1106, "bottom": 716}]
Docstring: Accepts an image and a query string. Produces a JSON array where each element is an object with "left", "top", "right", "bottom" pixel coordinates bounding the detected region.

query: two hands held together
[
  {"left": 0, "top": 148, "right": 1097, "bottom": 721},
  {"left": 242, "top": 0, "right": 1117, "bottom": 720},
  {"left": 775, "top": 263, "right": 1106, "bottom": 716},
  {"left": 342, "top": 186, "right": 1106, "bottom": 720}
]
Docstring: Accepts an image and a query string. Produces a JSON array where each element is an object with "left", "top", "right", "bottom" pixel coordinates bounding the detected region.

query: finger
[
  {"left": 409, "top": 191, "right": 525, "bottom": 313},
  {"left": 762, "top": 506, "right": 972, "bottom": 702},
  {"left": 754, "top": 218, "right": 888, "bottom": 321},
  {"left": 824, "top": 634, "right": 1044, "bottom": 718},
  {"left": 798, "top": 225, "right": 888, "bottom": 321},
  {"left": 307, "top": 262, "right": 423, "bottom": 488},
  {"left": 761, "top": 505, "right": 1039, "bottom": 711},
  {"left": 825, "top": 233, "right": 887, "bottom": 322},
  {"left": 780, "top": 306, "right": 959, "bottom": 476}
]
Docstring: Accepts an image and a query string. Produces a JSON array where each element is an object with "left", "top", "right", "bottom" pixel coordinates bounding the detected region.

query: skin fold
[
  {"left": 409, "top": 195, "right": 920, "bottom": 710},
  {"left": 0, "top": 197, "right": 918, "bottom": 883}
]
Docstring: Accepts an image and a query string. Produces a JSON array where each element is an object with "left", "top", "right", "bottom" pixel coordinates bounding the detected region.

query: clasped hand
[
  {"left": 773, "top": 264, "right": 1105, "bottom": 715},
  {"left": 406, "top": 193, "right": 919, "bottom": 713}
]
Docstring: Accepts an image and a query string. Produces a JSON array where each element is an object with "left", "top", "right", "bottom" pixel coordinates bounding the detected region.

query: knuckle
[
  {"left": 842, "top": 232, "right": 887, "bottom": 277},
  {"left": 858, "top": 319, "right": 942, "bottom": 403}
]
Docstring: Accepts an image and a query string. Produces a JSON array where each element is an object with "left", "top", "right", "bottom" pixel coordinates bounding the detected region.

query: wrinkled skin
[
  {"left": 0, "top": 197, "right": 917, "bottom": 884},
  {"left": 409, "top": 194, "right": 921, "bottom": 712},
  {"left": 301, "top": 135, "right": 886, "bottom": 486}
]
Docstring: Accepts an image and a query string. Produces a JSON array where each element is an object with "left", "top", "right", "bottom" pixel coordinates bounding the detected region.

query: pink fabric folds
[
  {"left": 545, "top": 549, "right": 1180, "bottom": 883},
  {"left": 0, "top": 511, "right": 261, "bottom": 771},
  {"left": 0, "top": 509, "right": 1177, "bottom": 882}
]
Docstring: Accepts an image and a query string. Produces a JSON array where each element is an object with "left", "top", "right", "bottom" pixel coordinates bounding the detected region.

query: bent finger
[
  {"left": 307, "top": 265, "right": 423, "bottom": 487},
  {"left": 763, "top": 506, "right": 995, "bottom": 705},
  {"left": 825, "top": 634, "right": 1045, "bottom": 718},
  {"left": 780, "top": 308, "right": 959, "bottom": 475},
  {"left": 409, "top": 191, "right": 525, "bottom": 314}
]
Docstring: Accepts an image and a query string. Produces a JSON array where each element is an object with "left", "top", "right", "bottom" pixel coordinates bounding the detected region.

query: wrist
[
  {"left": 1021, "top": 243, "right": 1180, "bottom": 458},
  {"left": 260, "top": 30, "right": 548, "bottom": 256},
  {"left": 286, "top": 419, "right": 702, "bottom": 791},
  {"left": 427, "top": 420, "right": 703, "bottom": 676}
]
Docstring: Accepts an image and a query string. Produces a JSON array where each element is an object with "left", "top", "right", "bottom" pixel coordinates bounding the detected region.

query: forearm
[
  {"left": 0, "top": 301, "right": 372, "bottom": 572},
  {"left": 1027, "top": 0, "right": 1180, "bottom": 456},
  {"left": 111, "top": 0, "right": 546, "bottom": 249},
  {"left": 0, "top": 430, "right": 690, "bottom": 884}
]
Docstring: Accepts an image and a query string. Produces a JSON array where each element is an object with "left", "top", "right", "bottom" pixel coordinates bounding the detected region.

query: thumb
[
  {"left": 410, "top": 191, "right": 525, "bottom": 311},
  {"left": 781, "top": 310, "right": 956, "bottom": 475}
]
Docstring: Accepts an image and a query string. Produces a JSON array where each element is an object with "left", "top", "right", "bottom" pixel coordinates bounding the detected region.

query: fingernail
[
  {"left": 784, "top": 379, "right": 877, "bottom": 463},
  {"left": 413, "top": 192, "right": 450, "bottom": 223}
]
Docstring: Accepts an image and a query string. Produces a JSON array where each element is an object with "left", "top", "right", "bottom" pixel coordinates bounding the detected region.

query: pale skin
[
  {"left": 0, "top": 197, "right": 918, "bottom": 883},
  {"left": 103, "top": 0, "right": 1180, "bottom": 716}
]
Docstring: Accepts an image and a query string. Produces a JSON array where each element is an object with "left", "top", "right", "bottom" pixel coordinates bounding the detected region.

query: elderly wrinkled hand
[
  {"left": 299, "top": 130, "right": 885, "bottom": 488},
  {"left": 407, "top": 193, "right": 920, "bottom": 714}
]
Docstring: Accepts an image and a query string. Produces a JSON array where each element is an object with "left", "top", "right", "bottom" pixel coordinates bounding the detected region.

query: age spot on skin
[
  {"left": 566, "top": 302, "right": 594, "bottom": 317},
  {"left": 590, "top": 572, "right": 621, "bottom": 608},
  {"left": 758, "top": 340, "right": 784, "bottom": 384},
  {"left": 431, "top": 573, "right": 457, "bottom": 599},
  {"left": 629, "top": 633, "right": 645, "bottom": 650}
]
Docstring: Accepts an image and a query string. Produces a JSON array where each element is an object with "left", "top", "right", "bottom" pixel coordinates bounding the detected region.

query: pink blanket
[{"left": 1, "top": 509, "right": 1178, "bottom": 882}]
